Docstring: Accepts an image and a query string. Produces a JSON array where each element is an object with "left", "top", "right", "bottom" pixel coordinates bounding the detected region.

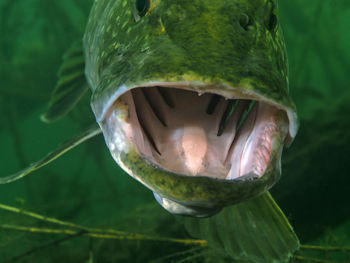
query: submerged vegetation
[{"left": 0, "top": 0, "right": 349, "bottom": 262}]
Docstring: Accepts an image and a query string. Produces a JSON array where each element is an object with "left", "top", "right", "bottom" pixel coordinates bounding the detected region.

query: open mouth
[{"left": 103, "top": 85, "right": 289, "bottom": 181}]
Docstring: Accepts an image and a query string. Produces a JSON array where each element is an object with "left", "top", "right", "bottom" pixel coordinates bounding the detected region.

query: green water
[{"left": 0, "top": 0, "right": 349, "bottom": 262}]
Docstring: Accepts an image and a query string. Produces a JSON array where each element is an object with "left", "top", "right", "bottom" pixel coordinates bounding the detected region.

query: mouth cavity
[{"left": 105, "top": 85, "right": 289, "bottom": 180}]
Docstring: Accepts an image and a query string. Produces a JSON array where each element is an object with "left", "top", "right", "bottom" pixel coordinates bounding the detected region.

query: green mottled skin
[
  {"left": 84, "top": 0, "right": 294, "bottom": 120},
  {"left": 121, "top": 148, "right": 280, "bottom": 207},
  {"left": 83, "top": 0, "right": 296, "bottom": 207}
]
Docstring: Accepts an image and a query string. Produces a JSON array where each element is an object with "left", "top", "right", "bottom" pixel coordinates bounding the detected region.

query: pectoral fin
[
  {"left": 41, "top": 40, "right": 89, "bottom": 123},
  {"left": 183, "top": 192, "right": 300, "bottom": 263},
  {"left": 0, "top": 124, "right": 101, "bottom": 184}
]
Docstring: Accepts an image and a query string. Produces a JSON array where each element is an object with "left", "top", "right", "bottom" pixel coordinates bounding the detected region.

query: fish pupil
[{"left": 136, "top": 0, "right": 150, "bottom": 17}]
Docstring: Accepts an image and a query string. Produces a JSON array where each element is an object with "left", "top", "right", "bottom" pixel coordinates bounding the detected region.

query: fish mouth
[
  {"left": 103, "top": 84, "right": 289, "bottom": 179},
  {"left": 99, "top": 83, "right": 290, "bottom": 216}
]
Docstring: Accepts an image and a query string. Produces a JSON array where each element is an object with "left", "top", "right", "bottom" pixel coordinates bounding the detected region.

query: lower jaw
[{"left": 116, "top": 146, "right": 283, "bottom": 217}]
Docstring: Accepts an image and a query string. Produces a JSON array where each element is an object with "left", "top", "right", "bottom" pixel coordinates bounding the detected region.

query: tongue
[{"left": 182, "top": 126, "right": 208, "bottom": 175}]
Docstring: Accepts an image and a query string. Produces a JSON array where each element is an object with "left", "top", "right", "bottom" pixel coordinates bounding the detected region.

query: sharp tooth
[
  {"left": 217, "top": 100, "right": 237, "bottom": 136},
  {"left": 225, "top": 102, "right": 257, "bottom": 179},
  {"left": 236, "top": 100, "right": 256, "bottom": 132},
  {"left": 222, "top": 100, "right": 251, "bottom": 161},
  {"left": 236, "top": 172, "right": 259, "bottom": 181},
  {"left": 132, "top": 89, "right": 161, "bottom": 155},
  {"left": 156, "top": 86, "right": 175, "bottom": 108},
  {"left": 206, "top": 94, "right": 221, "bottom": 115},
  {"left": 140, "top": 118, "right": 161, "bottom": 155},
  {"left": 141, "top": 88, "right": 167, "bottom": 126}
]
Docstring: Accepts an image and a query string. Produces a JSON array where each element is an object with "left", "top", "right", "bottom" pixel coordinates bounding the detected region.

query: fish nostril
[{"left": 239, "top": 13, "right": 252, "bottom": 31}]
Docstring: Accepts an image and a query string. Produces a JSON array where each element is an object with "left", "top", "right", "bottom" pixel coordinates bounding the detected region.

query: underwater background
[{"left": 0, "top": 0, "right": 349, "bottom": 262}]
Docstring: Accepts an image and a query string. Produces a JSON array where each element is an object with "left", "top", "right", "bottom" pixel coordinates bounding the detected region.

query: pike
[
  {"left": 1, "top": 0, "right": 305, "bottom": 262},
  {"left": 82, "top": 0, "right": 297, "bottom": 217}
]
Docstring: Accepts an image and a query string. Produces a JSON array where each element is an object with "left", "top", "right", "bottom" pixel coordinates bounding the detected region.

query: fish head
[{"left": 83, "top": 0, "right": 298, "bottom": 217}]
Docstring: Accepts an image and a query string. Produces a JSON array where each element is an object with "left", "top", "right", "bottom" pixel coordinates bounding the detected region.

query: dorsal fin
[
  {"left": 41, "top": 40, "right": 89, "bottom": 123},
  {"left": 183, "top": 192, "right": 300, "bottom": 263}
]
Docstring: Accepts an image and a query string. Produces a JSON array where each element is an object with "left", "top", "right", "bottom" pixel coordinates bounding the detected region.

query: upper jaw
[
  {"left": 93, "top": 81, "right": 297, "bottom": 141},
  {"left": 96, "top": 82, "right": 294, "bottom": 216}
]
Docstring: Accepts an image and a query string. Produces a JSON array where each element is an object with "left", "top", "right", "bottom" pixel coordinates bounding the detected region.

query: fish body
[{"left": 83, "top": 0, "right": 298, "bottom": 217}]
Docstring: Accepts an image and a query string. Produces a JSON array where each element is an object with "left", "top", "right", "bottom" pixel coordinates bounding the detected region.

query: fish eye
[
  {"left": 268, "top": 12, "right": 277, "bottom": 31},
  {"left": 136, "top": 0, "right": 150, "bottom": 17}
]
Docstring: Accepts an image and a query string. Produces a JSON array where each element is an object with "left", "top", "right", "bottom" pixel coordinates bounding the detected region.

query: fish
[
  {"left": 1, "top": 0, "right": 298, "bottom": 216},
  {"left": 0, "top": 0, "right": 303, "bottom": 262},
  {"left": 82, "top": 0, "right": 298, "bottom": 217}
]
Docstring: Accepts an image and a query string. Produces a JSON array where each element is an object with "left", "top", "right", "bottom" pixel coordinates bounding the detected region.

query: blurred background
[{"left": 0, "top": 0, "right": 349, "bottom": 262}]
